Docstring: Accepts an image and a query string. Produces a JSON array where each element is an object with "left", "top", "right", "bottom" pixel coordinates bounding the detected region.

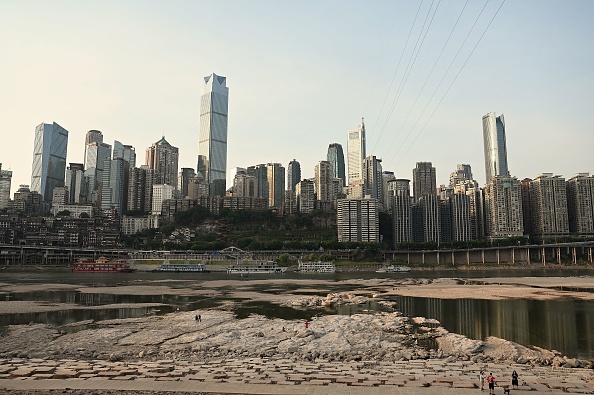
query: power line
[{"left": 394, "top": 0, "right": 507, "bottom": 171}]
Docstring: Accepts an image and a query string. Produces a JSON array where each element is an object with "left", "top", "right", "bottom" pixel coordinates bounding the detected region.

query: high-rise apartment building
[
  {"left": 465, "top": 186, "right": 485, "bottom": 240},
  {"left": 31, "top": 122, "right": 69, "bottom": 202},
  {"left": 391, "top": 179, "right": 412, "bottom": 245},
  {"left": 178, "top": 168, "right": 196, "bottom": 198},
  {"left": 296, "top": 179, "right": 315, "bottom": 214},
  {"left": 337, "top": 198, "right": 379, "bottom": 243},
  {"left": 287, "top": 159, "right": 301, "bottom": 192},
  {"left": 327, "top": 143, "right": 345, "bottom": 185},
  {"left": 347, "top": 119, "right": 366, "bottom": 185},
  {"left": 451, "top": 193, "right": 472, "bottom": 241},
  {"left": 233, "top": 168, "right": 257, "bottom": 198},
  {"left": 197, "top": 73, "right": 229, "bottom": 196},
  {"left": 412, "top": 162, "right": 436, "bottom": 201},
  {"left": 315, "top": 160, "right": 333, "bottom": 203},
  {"left": 0, "top": 164, "right": 12, "bottom": 209},
  {"left": 152, "top": 184, "right": 175, "bottom": 215},
  {"left": 127, "top": 165, "right": 154, "bottom": 213},
  {"left": 449, "top": 164, "right": 474, "bottom": 188},
  {"left": 566, "top": 173, "right": 594, "bottom": 235},
  {"left": 482, "top": 112, "right": 509, "bottom": 183},
  {"left": 382, "top": 171, "right": 396, "bottom": 211},
  {"left": 419, "top": 194, "right": 440, "bottom": 243},
  {"left": 363, "top": 156, "right": 383, "bottom": 203},
  {"left": 529, "top": 173, "right": 569, "bottom": 238},
  {"left": 520, "top": 178, "right": 533, "bottom": 236},
  {"left": 65, "top": 163, "right": 85, "bottom": 204},
  {"left": 484, "top": 176, "right": 523, "bottom": 238},
  {"left": 146, "top": 137, "right": 179, "bottom": 188},
  {"left": 247, "top": 164, "right": 269, "bottom": 201},
  {"left": 267, "top": 163, "right": 285, "bottom": 209}
]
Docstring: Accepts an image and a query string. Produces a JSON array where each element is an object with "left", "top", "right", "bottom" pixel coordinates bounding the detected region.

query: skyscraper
[
  {"left": 65, "top": 163, "right": 85, "bottom": 204},
  {"left": 178, "top": 168, "right": 196, "bottom": 198},
  {"left": 0, "top": 164, "right": 12, "bottom": 209},
  {"left": 347, "top": 119, "right": 366, "bottom": 185},
  {"left": 31, "top": 122, "right": 69, "bottom": 201},
  {"left": 146, "top": 137, "right": 179, "bottom": 187},
  {"left": 363, "top": 156, "right": 383, "bottom": 202},
  {"left": 314, "top": 161, "right": 332, "bottom": 203},
  {"left": 529, "top": 173, "right": 569, "bottom": 237},
  {"left": 482, "top": 112, "right": 509, "bottom": 183},
  {"left": 337, "top": 198, "right": 379, "bottom": 242},
  {"left": 101, "top": 158, "right": 130, "bottom": 216},
  {"left": 412, "top": 162, "right": 436, "bottom": 201},
  {"left": 113, "top": 140, "right": 136, "bottom": 168},
  {"left": 84, "top": 130, "right": 103, "bottom": 170},
  {"left": 197, "top": 73, "right": 229, "bottom": 196},
  {"left": 566, "top": 173, "right": 594, "bottom": 235},
  {"left": 484, "top": 175, "right": 524, "bottom": 238},
  {"left": 84, "top": 141, "right": 112, "bottom": 204},
  {"left": 287, "top": 159, "right": 301, "bottom": 192},
  {"left": 327, "top": 143, "right": 345, "bottom": 185},
  {"left": 267, "top": 163, "right": 285, "bottom": 209},
  {"left": 391, "top": 179, "right": 412, "bottom": 245}
]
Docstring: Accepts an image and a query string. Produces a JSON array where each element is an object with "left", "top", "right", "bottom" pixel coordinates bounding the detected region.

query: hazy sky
[{"left": 1, "top": 0, "right": 593, "bottom": 192}]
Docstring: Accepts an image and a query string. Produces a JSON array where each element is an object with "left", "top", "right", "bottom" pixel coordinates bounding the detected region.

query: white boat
[
  {"left": 376, "top": 265, "right": 411, "bottom": 273},
  {"left": 297, "top": 260, "right": 336, "bottom": 273},
  {"left": 154, "top": 263, "right": 208, "bottom": 272},
  {"left": 227, "top": 261, "right": 286, "bottom": 274}
]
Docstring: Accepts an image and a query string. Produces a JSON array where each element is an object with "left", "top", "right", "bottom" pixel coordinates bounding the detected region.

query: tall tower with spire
[{"left": 347, "top": 118, "right": 366, "bottom": 186}]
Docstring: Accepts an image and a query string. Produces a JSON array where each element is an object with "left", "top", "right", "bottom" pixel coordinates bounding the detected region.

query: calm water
[{"left": 1, "top": 269, "right": 593, "bottom": 359}]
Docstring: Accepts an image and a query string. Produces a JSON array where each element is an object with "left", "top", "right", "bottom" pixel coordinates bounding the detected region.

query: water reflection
[{"left": 395, "top": 296, "right": 594, "bottom": 360}]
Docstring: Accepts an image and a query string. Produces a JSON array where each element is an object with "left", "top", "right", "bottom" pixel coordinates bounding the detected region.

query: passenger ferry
[
  {"left": 227, "top": 261, "right": 286, "bottom": 274},
  {"left": 376, "top": 265, "right": 411, "bottom": 273},
  {"left": 297, "top": 260, "right": 336, "bottom": 273},
  {"left": 153, "top": 263, "right": 208, "bottom": 272},
  {"left": 71, "top": 256, "right": 135, "bottom": 273}
]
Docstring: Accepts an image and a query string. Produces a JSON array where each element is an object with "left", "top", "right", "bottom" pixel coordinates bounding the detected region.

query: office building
[
  {"left": 113, "top": 140, "right": 136, "bottom": 168},
  {"left": 197, "top": 73, "right": 229, "bottom": 196},
  {"left": 0, "top": 164, "right": 12, "bottom": 209},
  {"left": 267, "top": 163, "right": 285, "bottom": 209},
  {"left": 31, "top": 122, "right": 69, "bottom": 201},
  {"left": 84, "top": 141, "right": 112, "bottom": 204},
  {"left": 529, "top": 173, "right": 569, "bottom": 238},
  {"left": 101, "top": 158, "right": 130, "bottom": 216},
  {"left": 145, "top": 136, "right": 179, "bottom": 187},
  {"left": 83, "top": 130, "right": 103, "bottom": 169},
  {"left": 327, "top": 143, "right": 345, "bottom": 185},
  {"left": 65, "top": 163, "right": 84, "bottom": 204},
  {"left": 482, "top": 112, "right": 509, "bottom": 183},
  {"left": 247, "top": 164, "right": 269, "bottom": 200},
  {"left": 287, "top": 159, "right": 301, "bottom": 192},
  {"left": 363, "top": 156, "right": 383, "bottom": 203},
  {"left": 347, "top": 119, "right": 366, "bottom": 185},
  {"left": 484, "top": 176, "right": 523, "bottom": 238},
  {"left": 449, "top": 164, "right": 474, "bottom": 188},
  {"left": 412, "top": 162, "right": 436, "bottom": 201},
  {"left": 566, "top": 173, "right": 594, "bottom": 235},
  {"left": 337, "top": 198, "right": 379, "bottom": 243},
  {"left": 382, "top": 171, "right": 396, "bottom": 211},
  {"left": 296, "top": 179, "right": 315, "bottom": 214}
]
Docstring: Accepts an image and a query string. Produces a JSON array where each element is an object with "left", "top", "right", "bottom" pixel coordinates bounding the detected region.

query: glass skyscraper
[
  {"left": 327, "top": 143, "right": 345, "bottom": 185},
  {"left": 198, "top": 73, "right": 229, "bottom": 196},
  {"left": 31, "top": 122, "right": 68, "bottom": 201},
  {"left": 287, "top": 159, "right": 301, "bottom": 192},
  {"left": 482, "top": 112, "right": 509, "bottom": 183}
]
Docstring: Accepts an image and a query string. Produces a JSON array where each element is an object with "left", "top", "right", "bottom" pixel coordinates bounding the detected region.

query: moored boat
[
  {"left": 71, "top": 256, "right": 135, "bottom": 273},
  {"left": 153, "top": 263, "right": 208, "bottom": 272},
  {"left": 227, "top": 261, "right": 286, "bottom": 274},
  {"left": 376, "top": 265, "right": 411, "bottom": 273},
  {"left": 297, "top": 260, "right": 336, "bottom": 273}
]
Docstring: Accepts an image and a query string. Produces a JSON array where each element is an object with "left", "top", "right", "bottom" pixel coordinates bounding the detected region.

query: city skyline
[{"left": 1, "top": 1, "right": 594, "bottom": 190}]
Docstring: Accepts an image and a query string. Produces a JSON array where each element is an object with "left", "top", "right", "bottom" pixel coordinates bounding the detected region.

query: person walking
[
  {"left": 511, "top": 370, "right": 519, "bottom": 389},
  {"left": 487, "top": 373, "right": 496, "bottom": 395},
  {"left": 479, "top": 370, "right": 485, "bottom": 391}
]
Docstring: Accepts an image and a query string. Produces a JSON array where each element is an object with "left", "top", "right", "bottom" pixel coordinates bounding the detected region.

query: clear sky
[{"left": 1, "top": 0, "right": 593, "bottom": 192}]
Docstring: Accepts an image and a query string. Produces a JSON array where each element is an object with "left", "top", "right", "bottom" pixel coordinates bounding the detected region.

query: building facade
[
  {"left": 101, "top": 158, "right": 130, "bottom": 216},
  {"left": 482, "top": 112, "right": 509, "bottom": 183},
  {"left": 296, "top": 179, "right": 315, "bottom": 214},
  {"left": 566, "top": 173, "right": 594, "bottom": 235},
  {"left": 65, "top": 163, "right": 84, "bottom": 204},
  {"left": 267, "top": 163, "right": 285, "bottom": 209},
  {"left": 145, "top": 137, "right": 179, "bottom": 188},
  {"left": 529, "top": 173, "right": 569, "bottom": 238},
  {"left": 412, "top": 161, "right": 436, "bottom": 201},
  {"left": 484, "top": 176, "right": 523, "bottom": 238},
  {"left": 363, "top": 156, "right": 383, "bottom": 203},
  {"left": 178, "top": 168, "right": 196, "bottom": 198},
  {"left": 113, "top": 140, "right": 136, "bottom": 168},
  {"left": 0, "top": 164, "right": 12, "bottom": 209},
  {"left": 197, "top": 73, "right": 229, "bottom": 196},
  {"left": 31, "top": 122, "right": 69, "bottom": 201},
  {"left": 337, "top": 198, "right": 379, "bottom": 243},
  {"left": 287, "top": 159, "right": 301, "bottom": 192},
  {"left": 347, "top": 119, "right": 366, "bottom": 185},
  {"left": 314, "top": 160, "right": 333, "bottom": 204}
]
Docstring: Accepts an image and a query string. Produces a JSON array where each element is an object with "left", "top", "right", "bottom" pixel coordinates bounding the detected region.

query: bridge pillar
[
  {"left": 557, "top": 247, "right": 561, "bottom": 264},
  {"left": 407, "top": 252, "right": 410, "bottom": 265},
  {"left": 481, "top": 249, "right": 484, "bottom": 264},
  {"left": 589, "top": 247, "right": 593, "bottom": 263},
  {"left": 542, "top": 247, "right": 546, "bottom": 265},
  {"left": 497, "top": 249, "right": 500, "bottom": 265},
  {"left": 512, "top": 248, "right": 515, "bottom": 264},
  {"left": 437, "top": 251, "right": 440, "bottom": 265},
  {"left": 422, "top": 252, "right": 425, "bottom": 265},
  {"left": 466, "top": 250, "right": 470, "bottom": 265},
  {"left": 573, "top": 247, "right": 577, "bottom": 265},
  {"left": 451, "top": 251, "right": 455, "bottom": 266},
  {"left": 527, "top": 247, "right": 530, "bottom": 264}
]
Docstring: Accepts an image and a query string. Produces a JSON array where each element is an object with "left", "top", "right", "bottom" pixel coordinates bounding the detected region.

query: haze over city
[{"left": 1, "top": 0, "right": 593, "bottom": 189}]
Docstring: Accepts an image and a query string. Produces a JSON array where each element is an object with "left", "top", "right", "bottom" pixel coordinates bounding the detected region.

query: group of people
[{"left": 478, "top": 370, "right": 519, "bottom": 393}]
